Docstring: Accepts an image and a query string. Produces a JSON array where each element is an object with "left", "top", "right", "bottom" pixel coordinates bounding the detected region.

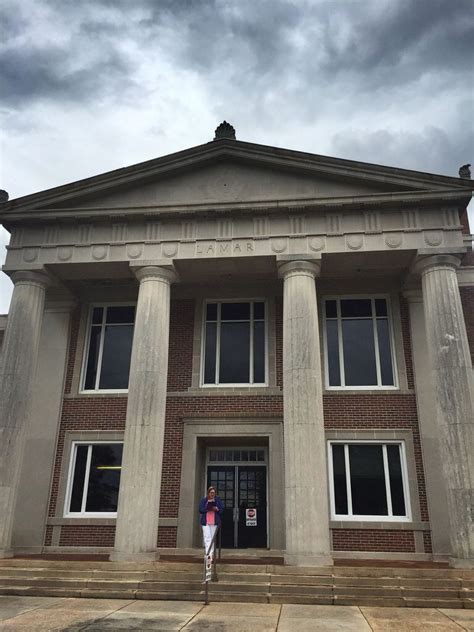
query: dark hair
[{"left": 207, "top": 486, "right": 216, "bottom": 495}]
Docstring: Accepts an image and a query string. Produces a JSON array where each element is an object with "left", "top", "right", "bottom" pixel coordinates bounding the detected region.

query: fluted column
[
  {"left": 414, "top": 255, "right": 474, "bottom": 565},
  {"left": 111, "top": 264, "right": 177, "bottom": 562},
  {"left": 278, "top": 258, "right": 332, "bottom": 566},
  {"left": 0, "top": 270, "right": 50, "bottom": 558}
]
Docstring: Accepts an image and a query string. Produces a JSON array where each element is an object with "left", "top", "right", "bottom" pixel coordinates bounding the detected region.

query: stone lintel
[{"left": 401, "top": 288, "right": 423, "bottom": 303}]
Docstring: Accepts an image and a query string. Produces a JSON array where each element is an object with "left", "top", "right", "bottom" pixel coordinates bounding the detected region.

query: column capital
[
  {"left": 130, "top": 263, "right": 178, "bottom": 285},
  {"left": 277, "top": 256, "right": 321, "bottom": 279},
  {"left": 412, "top": 254, "right": 462, "bottom": 277},
  {"left": 10, "top": 269, "right": 52, "bottom": 289}
]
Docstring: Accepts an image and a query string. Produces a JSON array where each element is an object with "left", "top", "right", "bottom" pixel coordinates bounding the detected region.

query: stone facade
[{"left": 0, "top": 129, "right": 473, "bottom": 565}]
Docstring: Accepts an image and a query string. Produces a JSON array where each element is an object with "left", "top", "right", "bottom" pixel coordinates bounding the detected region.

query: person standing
[{"left": 199, "top": 486, "right": 224, "bottom": 558}]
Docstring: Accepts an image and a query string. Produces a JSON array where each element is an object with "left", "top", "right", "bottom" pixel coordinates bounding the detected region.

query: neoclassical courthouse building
[{"left": 0, "top": 123, "right": 473, "bottom": 567}]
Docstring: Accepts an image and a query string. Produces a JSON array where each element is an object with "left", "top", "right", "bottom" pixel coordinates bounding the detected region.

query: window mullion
[
  {"left": 95, "top": 308, "right": 107, "bottom": 390},
  {"left": 337, "top": 300, "right": 345, "bottom": 387},
  {"left": 372, "top": 298, "right": 382, "bottom": 386},
  {"left": 249, "top": 302, "right": 254, "bottom": 384},
  {"left": 344, "top": 444, "right": 353, "bottom": 516},
  {"left": 216, "top": 303, "right": 221, "bottom": 385},
  {"left": 81, "top": 445, "right": 93, "bottom": 514},
  {"left": 382, "top": 444, "right": 393, "bottom": 517}
]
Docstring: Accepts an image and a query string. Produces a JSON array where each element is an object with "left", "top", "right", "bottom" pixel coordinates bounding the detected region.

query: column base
[
  {"left": 449, "top": 557, "right": 474, "bottom": 569},
  {"left": 0, "top": 549, "right": 14, "bottom": 559},
  {"left": 284, "top": 553, "right": 333, "bottom": 567},
  {"left": 109, "top": 550, "right": 159, "bottom": 563}
]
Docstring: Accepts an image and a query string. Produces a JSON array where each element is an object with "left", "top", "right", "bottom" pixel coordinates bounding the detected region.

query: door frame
[
  {"left": 176, "top": 419, "right": 285, "bottom": 550},
  {"left": 205, "top": 447, "right": 269, "bottom": 548}
]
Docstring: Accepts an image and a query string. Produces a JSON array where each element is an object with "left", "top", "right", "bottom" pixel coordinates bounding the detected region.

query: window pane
[
  {"left": 99, "top": 324, "right": 134, "bottom": 389},
  {"left": 326, "top": 320, "right": 341, "bottom": 386},
  {"left": 92, "top": 307, "right": 103, "bottom": 324},
  {"left": 332, "top": 445, "right": 348, "bottom": 514},
  {"left": 204, "top": 322, "right": 217, "bottom": 384},
  {"left": 85, "top": 444, "right": 123, "bottom": 512},
  {"left": 349, "top": 445, "right": 388, "bottom": 515},
  {"left": 209, "top": 450, "right": 217, "bottom": 461},
  {"left": 325, "top": 300, "right": 337, "bottom": 318},
  {"left": 221, "top": 302, "right": 250, "bottom": 320},
  {"left": 253, "top": 320, "right": 265, "bottom": 383},
  {"left": 84, "top": 326, "right": 101, "bottom": 389},
  {"left": 253, "top": 302, "right": 265, "bottom": 320},
  {"left": 387, "top": 445, "right": 406, "bottom": 516},
  {"left": 257, "top": 450, "right": 265, "bottom": 461},
  {"left": 341, "top": 299, "right": 372, "bottom": 318},
  {"left": 375, "top": 299, "right": 388, "bottom": 317},
  {"left": 342, "top": 319, "right": 377, "bottom": 386},
  {"left": 206, "top": 303, "right": 217, "bottom": 321},
  {"left": 69, "top": 445, "right": 88, "bottom": 512},
  {"left": 219, "top": 321, "right": 250, "bottom": 383},
  {"left": 377, "top": 319, "right": 395, "bottom": 385},
  {"left": 106, "top": 306, "right": 135, "bottom": 324}
]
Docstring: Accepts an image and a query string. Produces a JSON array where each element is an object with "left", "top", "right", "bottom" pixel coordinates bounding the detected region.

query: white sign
[
  {"left": 204, "top": 554, "right": 213, "bottom": 582},
  {"left": 246, "top": 508, "right": 257, "bottom": 527}
]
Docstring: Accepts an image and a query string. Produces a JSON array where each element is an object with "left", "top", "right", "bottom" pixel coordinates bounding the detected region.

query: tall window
[
  {"left": 328, "top": 441, "right": 410, "bottom": 521},
  {"left": 82, "top": 305, "right": 135, "bottom": 391},
  {"left": 324, "top": 297, "right": 396, "bottom": 388},
  {"left": 65, "top": 443, "right": 123, "bottom": 516},
  {"left": 203, "top": 301, "right": 266, "bottom": 385}
]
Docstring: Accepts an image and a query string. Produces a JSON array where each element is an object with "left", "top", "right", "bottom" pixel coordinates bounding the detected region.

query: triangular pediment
[{"left": 1, "top": 140, "right": 471, "bottom": 222}]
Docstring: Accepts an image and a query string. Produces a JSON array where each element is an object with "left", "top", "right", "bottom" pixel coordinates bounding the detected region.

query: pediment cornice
[{"left": 1, "top": 139, "right": 472, "bottom": 225}]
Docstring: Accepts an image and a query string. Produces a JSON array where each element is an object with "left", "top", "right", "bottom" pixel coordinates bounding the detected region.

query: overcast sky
[{"left": 1, "top": 0, "right": 473, "bottom": 313}]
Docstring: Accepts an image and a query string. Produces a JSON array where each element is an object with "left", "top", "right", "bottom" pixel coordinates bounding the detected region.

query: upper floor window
[
  {"left": 328, "top": 441, "right": 410, "bottom": 521},
  {"left": 82, "top": 305, "right": 135, "bottom": 391},
  {"left": 323, "top": 297, "right": 396, "bottom": 389},
  {"left": 202, "top": 301, "right": 266, "bottom": 386}
]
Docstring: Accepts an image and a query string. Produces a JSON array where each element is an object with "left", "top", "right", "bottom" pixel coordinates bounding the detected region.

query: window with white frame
[
  {"left": 328, "top": 441, "right": 410, "bottom": 521},
  {"left": 82, "top": 305, "right": 135, "bottom": 391},
  {"left": 65, "top": 443, "right": 123, "bottom": 516},
  {"left": 202, "top": 301, "right": 266, "bottom": 385},
  {"left": 324, "top": 297, "right": 396, "bottom": 388}
]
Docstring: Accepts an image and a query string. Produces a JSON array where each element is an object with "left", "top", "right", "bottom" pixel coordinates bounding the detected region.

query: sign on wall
[{"left": 246, "top": 508, "right": 257, "bottom": 526}]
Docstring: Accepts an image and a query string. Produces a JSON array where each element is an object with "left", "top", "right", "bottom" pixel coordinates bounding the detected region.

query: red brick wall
[
  {"left": 275, "top": 297, "right": 283, "bottom": 387},
  {"left": 59, "top": 525, "right": 115, "bottom": 547},
  {"left": 64, "top": 307, "right": 81, "bottom": 394},
  {"left": 460, "top": 287, "right": 474, "bottom": 363},
  {"left": 167, "top": 300, "right": 194, "bottom": 391},
  {"left": 399, "top": 295, "right": 415, "bottom": 389},
  {"left": 332, "top": 529, "right": 415, "bottom": 552},
  {"left": 423, "top": 531, "right": 433, "bottom": 554}
]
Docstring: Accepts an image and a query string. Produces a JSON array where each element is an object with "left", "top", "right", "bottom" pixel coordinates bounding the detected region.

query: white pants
[{"left": 202, "top": 525, "right": 218, "bottom": 558}]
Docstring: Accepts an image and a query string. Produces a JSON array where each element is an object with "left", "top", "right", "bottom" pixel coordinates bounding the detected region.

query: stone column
[
  {"left": 278, "top": 257, "right": 332, "bottom": 566},
  {"left": 414, "top": 255, "right": 474, "bottom": 565},
  {"left": 403, "top": 289, "right": 451, "bottom": 556},
  {"left": 0, "top": 270, "right": 50, "bottom": 558},
  {"left": 111, "top": 264, "right": 177, "bottom": 562}
]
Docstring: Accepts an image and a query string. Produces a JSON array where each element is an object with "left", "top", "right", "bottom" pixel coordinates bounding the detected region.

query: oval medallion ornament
[
  {"left": 163, "top": 242, "right": 178, "bottom": 258},
  {"left": 127, "top": 244, "right": 143, "bottom": 259},
  {"left": 23, "top": 248, "right": 38, "bottom": 262},
  {"left": 309, "top": 236, "right": 325, "bottom": 252},
  {"left": 346, "top": 234, "right": 363, "bottom": 250},
  {"left": 92, "top": 245, "right": 108, "bottom": 261},
  {"left": 385, "top": 232, "right": 402, "bottom": 248},
  {"left": 271, "top": 238, "right": 287, "bottom": 253},
  {"left": 424, "top": 230, "right": 442, "bottom": 247},
  {"left": 58, "top": 246, "right": 73, "bottom": 261}
]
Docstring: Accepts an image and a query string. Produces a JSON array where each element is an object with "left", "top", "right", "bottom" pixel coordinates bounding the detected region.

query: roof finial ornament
[
  {"left": 0, "top": 190, "right": 9, "bottom": 203},
  {"left": 459, "top": 164, "right": 471, "bottom": 179},
  {"left": 214, "top": 121, "right": 236, "bottom": 141}
]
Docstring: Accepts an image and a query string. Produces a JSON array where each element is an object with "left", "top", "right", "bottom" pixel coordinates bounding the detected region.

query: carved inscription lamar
[{"left": 195, "top": 240, "right": 254, "bottom": 256}]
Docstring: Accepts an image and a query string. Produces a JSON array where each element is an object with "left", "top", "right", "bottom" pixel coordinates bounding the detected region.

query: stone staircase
[{"left": 0, "top": 558, "right": 472, "bottom": 608}]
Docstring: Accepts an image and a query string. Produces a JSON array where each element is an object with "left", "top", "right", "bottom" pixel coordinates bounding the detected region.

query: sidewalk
[{"left": 0, "top": 596, "right": 473, "bottom": 631}]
